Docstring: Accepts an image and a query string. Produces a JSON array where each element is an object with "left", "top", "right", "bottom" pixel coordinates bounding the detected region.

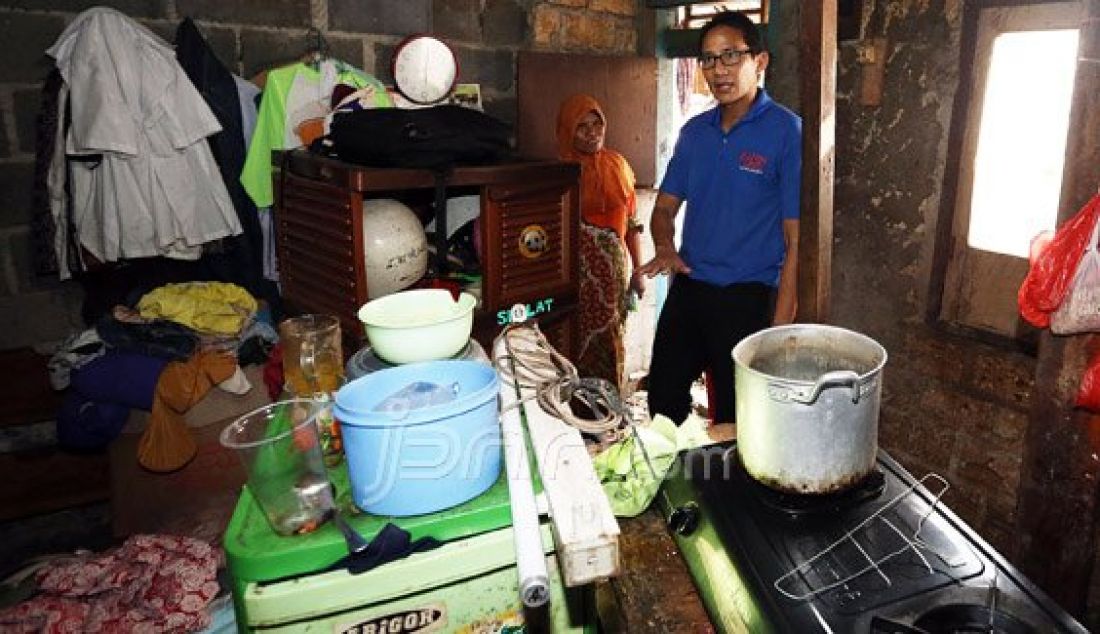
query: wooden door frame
[
  {"left": 928, "top": 0, "right": 1082, "bottom": 333},
  {"left": 797, "top": 0, "right": 837, "bottom": 323},
  {"left": 1014, "top": 0, "right": 1100, "bottom": 615},
  {"left": 935, "top": 2, "right": 1080, "bottom": 343}
]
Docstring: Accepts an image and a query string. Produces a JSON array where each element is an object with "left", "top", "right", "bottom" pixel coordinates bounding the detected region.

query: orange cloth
[
  {"left": 138, "top": 351, "right": 239, "bottom": 472},
  {"left": 556, "top": 94, "right": 637, "bottom": 239}
]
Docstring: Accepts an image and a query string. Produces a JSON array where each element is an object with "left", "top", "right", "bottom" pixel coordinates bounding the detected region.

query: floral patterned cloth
[
  {"left": 577, "top": 222, "right": 631, "bottom": 390},
  {"left": 0, "top": 534, "right": 221, "bottom": 633}
]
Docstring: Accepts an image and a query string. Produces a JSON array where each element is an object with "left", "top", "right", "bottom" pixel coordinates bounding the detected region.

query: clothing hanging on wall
[
  {"left": 235, "top": 77, "right": 261, "bottom": 148},
  {"left": 29, "top": 70, "right": 63, "bottom": 277},
  {"left": 240, "top": 60, "right": 391, "bottom": 209},
  {"left": 239, "top": 57, "right": 391, "bottom": 282},
  {"left": 175, "top": 17, "right": 269, "bottom": 302},
  {"left": 45, "top": 8, "right": 241, "bottom": 278}
]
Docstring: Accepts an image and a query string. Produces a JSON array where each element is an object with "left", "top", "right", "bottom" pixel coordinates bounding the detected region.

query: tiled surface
[
  {"left": 0, "top": 348, "right": 108, "bottom": 529},
  {"left": 0, "top": 445, "right": 110, "bottom": 523}
]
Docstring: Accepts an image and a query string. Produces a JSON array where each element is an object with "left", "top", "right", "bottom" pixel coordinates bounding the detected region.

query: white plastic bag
[{"left": 1052, "top": 215, "right": 1100, "bottom": 335}]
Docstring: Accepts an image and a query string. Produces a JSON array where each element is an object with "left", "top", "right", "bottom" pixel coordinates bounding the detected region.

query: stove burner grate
[
  {"left": 870, "top": 604, "right": 1038, "bottom": 634},
  {"left": 773, "top": 472, "right": 954, "bottom": 602},
  {"left": 913, "top": 603, "right": 1038, "bottom": 634},
  {"left": 728, "top": 447, "right": 887, "bottom": 518}
]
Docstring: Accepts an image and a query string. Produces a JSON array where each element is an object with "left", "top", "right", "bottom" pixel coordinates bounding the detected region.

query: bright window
[
  {"left": 966, "top": 29, "right": 1079, "bottom": 258},
  {"left": 676, "top": 1, "right": 766, "bottom": 29},
  {"left": 936, "top": 2, "right": 1081, "bottom": 340}
]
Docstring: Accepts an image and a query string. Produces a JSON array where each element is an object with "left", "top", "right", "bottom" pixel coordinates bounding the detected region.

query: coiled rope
[{"left": 493, "top": 322, "right": 625, "bottom": 443}]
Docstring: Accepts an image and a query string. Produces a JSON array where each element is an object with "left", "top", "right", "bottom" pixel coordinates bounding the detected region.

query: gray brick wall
[
  {"left": 176, "top": 0, "right": 311, "bottom": 28},
  {"left": 240, "top": 29, "right": 365, "bottom": 78},
  {"left": 0, "top": 286, "right": 85, "bottom": 349},
  {"left": 0, "top": 102, "right": 11, "bottom": 158},
  {"left": 3, "top": 1, "right": 170, "bottom": 18},
  {"left": 433, "top": 0, "right": 480, "bottom": 43},
  {"left": 483, "top": 0, "right": 527, "bottom": 47},
  {"left": 12, "top": 89, "right": 39, "bottom": 155},
  {"left": 371, "top": 42, "right": 397, "bottom": 85},
  {"left": 0, "top": 13, "right": 67, "bottom": 83},
  {"left": 185, "top": 23, "right": 239, "bottom": 73},
  {"left": 0, "top": 0, "right": 645, "bottom": 350},
  {"left": 329, "top": 0, "right": 430, "bottom": 36},
  {"left": 453, "top": 46, "right": 515, "bottom": 93},
  {"left": 0, "top": 163, "right": 34, "bottom": 229},
  {"left": 423, "top": 0, "right": 530, "bottom": 48}
]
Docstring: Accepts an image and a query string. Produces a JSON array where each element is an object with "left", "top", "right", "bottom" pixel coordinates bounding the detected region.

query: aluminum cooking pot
[{"left": 732, "top": 324, "right": 887, "bottom": 494}]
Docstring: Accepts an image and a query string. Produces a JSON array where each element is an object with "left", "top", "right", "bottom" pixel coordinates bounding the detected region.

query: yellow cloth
[{"left": 137, "top": 282, "right": 257, "bottom": 335}]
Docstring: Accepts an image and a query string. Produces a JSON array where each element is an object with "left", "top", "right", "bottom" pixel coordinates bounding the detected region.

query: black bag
[{"left": 322, "top": 105, "right": 513, "bottom": 169}]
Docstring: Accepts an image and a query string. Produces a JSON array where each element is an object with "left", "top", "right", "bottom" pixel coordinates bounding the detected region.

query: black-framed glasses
[{"left": 698, "top": 48, "right": 754, "bottom": 70}]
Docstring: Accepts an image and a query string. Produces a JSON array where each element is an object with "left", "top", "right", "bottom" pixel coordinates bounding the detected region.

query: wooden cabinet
[{"left": 273, "top": 150, "right": 581, "bottom": 358}]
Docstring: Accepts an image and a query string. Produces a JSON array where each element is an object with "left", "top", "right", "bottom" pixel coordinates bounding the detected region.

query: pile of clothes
[{"left": 50, "top": 281, "right": 276, "bottom": 472}]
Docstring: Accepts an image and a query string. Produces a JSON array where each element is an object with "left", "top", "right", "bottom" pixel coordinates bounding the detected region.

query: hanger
[{"left": 303, "top": 27, "right": 331, "bottom": 70}]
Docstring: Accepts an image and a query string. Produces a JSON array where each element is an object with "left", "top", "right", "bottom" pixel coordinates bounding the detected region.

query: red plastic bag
[
  {"left": 1077, "top": 345, "right": 1100, "bottom": 412},
  {"left": 1019, "top": 194, "right": 1100, "bottom": 328}
]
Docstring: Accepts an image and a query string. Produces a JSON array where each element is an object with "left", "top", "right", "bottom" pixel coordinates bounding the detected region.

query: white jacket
[{"left": 46, "top": 7, "right": 241, "bottom": 276}]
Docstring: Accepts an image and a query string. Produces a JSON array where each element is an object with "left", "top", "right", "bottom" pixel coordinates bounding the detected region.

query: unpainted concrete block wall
[{"left": 0, "top": 0, "right": 644, "bottom": 351}]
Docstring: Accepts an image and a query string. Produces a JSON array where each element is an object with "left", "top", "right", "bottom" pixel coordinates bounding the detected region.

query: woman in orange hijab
[{"left": 557, "top": 94, "right": 644, "bottom": 391}]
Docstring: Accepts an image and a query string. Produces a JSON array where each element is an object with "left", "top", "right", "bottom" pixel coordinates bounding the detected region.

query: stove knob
[{"left": 668, "top": 504, "right": 700, "bottom": 536}]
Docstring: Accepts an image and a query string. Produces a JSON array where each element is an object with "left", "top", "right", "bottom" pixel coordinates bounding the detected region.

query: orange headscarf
[{"left": 556, "top": 95, "right": 637, "bottom": 239}]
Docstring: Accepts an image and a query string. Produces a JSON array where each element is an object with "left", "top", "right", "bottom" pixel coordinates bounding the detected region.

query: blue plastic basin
[{"left": 333, "top": 360, "right": 501, "bottom": 516}]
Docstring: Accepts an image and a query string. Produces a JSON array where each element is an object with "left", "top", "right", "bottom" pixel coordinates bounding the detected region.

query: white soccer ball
[{"left": 362, "top": 198, "right": 428, "bottom": 299}]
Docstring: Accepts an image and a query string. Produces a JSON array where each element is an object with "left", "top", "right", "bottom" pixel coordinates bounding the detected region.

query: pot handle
[{"left": 770, "top": 370, "right": 862, "bottom": 405}]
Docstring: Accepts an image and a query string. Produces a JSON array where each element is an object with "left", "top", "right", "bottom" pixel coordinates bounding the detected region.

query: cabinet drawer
[
  {"left": 275, "top": 174, "right": 366, "bottom": 341},
  {"left": 481, "top": 180, "right": 579, "bottom": 313}
]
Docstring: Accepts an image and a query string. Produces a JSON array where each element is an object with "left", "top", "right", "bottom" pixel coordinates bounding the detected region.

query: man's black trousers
[{"left": 647, "top": 275, "right": 775, "bottom": 424}]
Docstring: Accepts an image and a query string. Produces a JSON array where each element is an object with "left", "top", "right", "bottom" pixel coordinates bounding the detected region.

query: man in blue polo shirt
[{"left": 635, "top": 11, "right": 801, "bottom": 425}]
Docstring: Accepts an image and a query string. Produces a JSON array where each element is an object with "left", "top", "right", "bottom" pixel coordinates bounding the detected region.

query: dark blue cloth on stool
[
  {"left": 56, "top": 393, "right": 132, "bottom": 450},
  {"left": 57, "top": 352, "right": 170, "bottom": 449},
  {"left": 71, "top": 352, "right": 169, "bottom": 410},
  {"left": 330, "top": 523, "right": 441, "bottom": 575}
]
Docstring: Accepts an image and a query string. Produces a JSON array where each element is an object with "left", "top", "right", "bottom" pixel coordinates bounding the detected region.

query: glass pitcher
[
  {"left": 279, "top": 314, "right": 345, "bottom": 396},
  {"left": 279, "top": 315, "right": 345, "bottom": 465}
]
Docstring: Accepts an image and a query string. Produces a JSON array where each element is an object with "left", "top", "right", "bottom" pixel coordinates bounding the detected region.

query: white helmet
[{"left": 362, "top": 199, "right": 428, "bottom": 299}]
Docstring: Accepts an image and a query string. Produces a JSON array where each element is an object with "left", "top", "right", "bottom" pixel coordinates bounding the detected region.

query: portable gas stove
[{"left": 658, "top": 441, "right": 1088, "bottom": 633}]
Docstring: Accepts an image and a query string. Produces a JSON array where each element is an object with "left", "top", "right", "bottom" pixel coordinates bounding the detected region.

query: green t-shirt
[{"left": 240, "top": 61, "right": 391, "bottom": 208}]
